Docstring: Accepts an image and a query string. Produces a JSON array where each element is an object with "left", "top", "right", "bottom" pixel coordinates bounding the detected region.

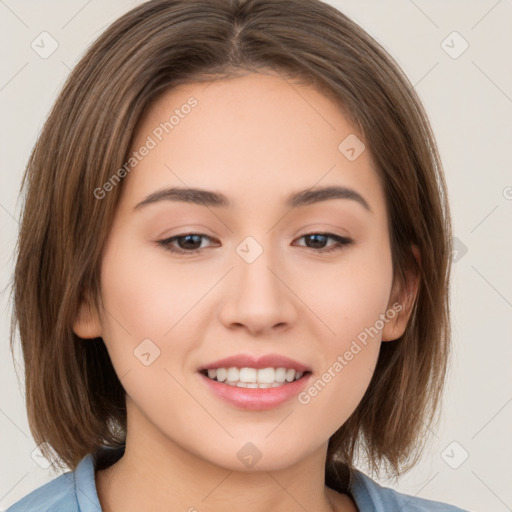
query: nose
[{"left": 218, "top": 245, "right": 298, "bottom": 336}]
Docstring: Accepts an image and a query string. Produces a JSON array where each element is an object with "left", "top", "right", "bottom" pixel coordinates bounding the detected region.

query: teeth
[
  {"left": 226, "top": 367, "right": 239, "bottom": 382},
  {"left": 239, "top": 367, "right": 257, "bottom": 383},
  {"left": 203, "top": 366, "right": 306, "bottom": 386},
  {"left": 275, "top": 367, "right": 287, "bottom": 382},
  {"left": 258, "top": 367, "right": 279, "bottom": 383}
]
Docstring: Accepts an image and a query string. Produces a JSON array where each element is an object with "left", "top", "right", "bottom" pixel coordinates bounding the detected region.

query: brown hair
[{"left": 10, "top": 0, "right": 452, "bottom": 490}]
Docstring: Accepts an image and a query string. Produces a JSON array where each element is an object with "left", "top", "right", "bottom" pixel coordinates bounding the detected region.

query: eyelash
[{"left": 156, "top": 232, "right": 353, "bottom": 255}]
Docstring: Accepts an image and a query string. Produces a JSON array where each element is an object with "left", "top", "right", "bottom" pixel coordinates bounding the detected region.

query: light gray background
[{"left": 1, "top": 1, "right": 511, "bottom": 511}]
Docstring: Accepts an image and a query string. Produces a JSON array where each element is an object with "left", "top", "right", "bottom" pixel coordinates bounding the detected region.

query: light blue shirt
[{"left": 6, "top": 446, "right": 470, "bottom": 511}]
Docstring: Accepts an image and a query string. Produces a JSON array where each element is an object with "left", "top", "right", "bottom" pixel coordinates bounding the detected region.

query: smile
[{"left": 198, "top": 368, "right": 312, "bottom": 410}]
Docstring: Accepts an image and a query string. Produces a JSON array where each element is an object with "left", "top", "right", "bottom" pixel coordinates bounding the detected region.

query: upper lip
[{"left": 199, "top": 353, "right": 312, "bottom": 373}]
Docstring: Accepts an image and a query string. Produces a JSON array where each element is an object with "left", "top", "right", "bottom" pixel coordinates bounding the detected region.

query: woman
[{"left": 8, "top": 0, "right": 468, "bottom": 510}]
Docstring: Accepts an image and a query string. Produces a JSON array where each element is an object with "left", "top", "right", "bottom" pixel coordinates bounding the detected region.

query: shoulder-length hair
[{"left": 10, "top": 0, "right": 452, "bottom": 489}]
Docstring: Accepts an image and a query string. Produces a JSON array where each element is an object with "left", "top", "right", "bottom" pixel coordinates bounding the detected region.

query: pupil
[
  {"left": 180, "top": 234, "right": 201, "bottom": 250},
  {"left": 307, "top": 234, "right": 326, "bottom": 248}
]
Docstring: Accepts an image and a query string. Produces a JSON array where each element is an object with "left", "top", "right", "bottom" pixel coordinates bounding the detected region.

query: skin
[{"left": 74, "top": 71, "right": 418, "bottom": 512}]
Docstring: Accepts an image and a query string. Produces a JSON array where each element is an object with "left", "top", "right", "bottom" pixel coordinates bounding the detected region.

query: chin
[{"left": 205, "top": 440, "right": 309, "bottom": 473}]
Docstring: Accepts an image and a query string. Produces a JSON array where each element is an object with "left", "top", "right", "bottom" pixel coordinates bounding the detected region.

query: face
[{"left": 75, "top": 71, "right": 412, "bottom": 472}]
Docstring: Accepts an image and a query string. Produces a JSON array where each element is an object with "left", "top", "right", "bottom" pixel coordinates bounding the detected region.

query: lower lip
[{"left": 198, "top": 372, "right": 312, "bottom": 410}]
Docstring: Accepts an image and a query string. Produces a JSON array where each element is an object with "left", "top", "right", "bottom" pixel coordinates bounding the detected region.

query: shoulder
[
  {"left": 5, "top": 471, "right": 79, "bottom": 512},
  {"left": 349, "top": 470, "right": 470, "bottom": 512},
  {"left": 5, "top": 451, "right": 104, "bottom": 512}
]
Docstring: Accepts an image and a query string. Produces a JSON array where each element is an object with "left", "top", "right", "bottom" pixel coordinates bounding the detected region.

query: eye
[
  {"left": 156, "top": 232, "right": 352, "bottom": 255},
  {"left": 292, "top": 233, "right": 353, "bottom": 253},
  {"left": 156, "top": 233, "right": 218, "bottom": 255}
]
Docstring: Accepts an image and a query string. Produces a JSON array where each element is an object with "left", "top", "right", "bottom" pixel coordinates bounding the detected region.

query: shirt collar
[{"left": 74, "top": 445, "right": 125, "bottom": 511}]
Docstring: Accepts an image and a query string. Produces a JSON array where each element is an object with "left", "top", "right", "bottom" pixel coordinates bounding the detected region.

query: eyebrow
[{"left": 133, "top": 185, "right": 372, "bottom": 213}]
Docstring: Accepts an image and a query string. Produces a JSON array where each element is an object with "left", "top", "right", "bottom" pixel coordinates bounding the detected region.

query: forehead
[{"left": 121, "top": 72, "right": 386, "bottom": 218}]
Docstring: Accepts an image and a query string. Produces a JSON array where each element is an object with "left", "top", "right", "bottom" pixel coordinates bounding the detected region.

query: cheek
[
  {"left": 296, "top": 294, "right": 386, "bottom": 442},
  {"left": 97, "top": 244, "right": 201, "bottom": 426},
  {"left": 295, "top": 246, "right": 393, "bottom": 425},
  {"left": 299, "top": 239, "right": 394, "bottom": 344},
  {"left": 100, "top": 239, "right": 208, "bottom": 338},
  {"left": 97, "top": 236, "right": 221, "bottom": 401}
]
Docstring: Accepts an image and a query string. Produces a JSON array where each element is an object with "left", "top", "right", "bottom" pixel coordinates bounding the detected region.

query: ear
[
  {"left": 73, "top": 292, "right": 102, "bottom": 339},
  {"left": 382, "top": 245, "right": 421, "bottom": 342}
]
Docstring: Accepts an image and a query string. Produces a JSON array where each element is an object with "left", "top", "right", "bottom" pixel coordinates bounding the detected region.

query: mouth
[
  {"left": 199, "top": 367, "right": 312, "bottom": 388},
  {"left": 197, "top": 353, "right": 313, "bottom": 409},
  {"left": 198, "top": 367, "right": 313, "bottom": 410}
]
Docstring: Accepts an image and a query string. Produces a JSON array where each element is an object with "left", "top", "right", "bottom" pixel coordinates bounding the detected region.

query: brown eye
[
  {"left": 293, "top": 233, "right": 353, "bottom": 253},
  {"left": 157, "top": 233, "right": 217, "bottom": 254}
]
